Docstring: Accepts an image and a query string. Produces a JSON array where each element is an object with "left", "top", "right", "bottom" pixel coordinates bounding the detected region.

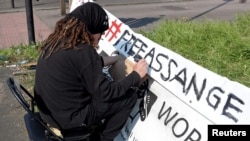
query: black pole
[
  {"left": 11, "top": 0, "right": 15, "bottom": 8},
  {"left": 25, "top": 0, "right": 36, "bottom": 44}
]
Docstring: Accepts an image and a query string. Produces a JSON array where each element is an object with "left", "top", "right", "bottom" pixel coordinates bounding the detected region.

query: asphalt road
[{"left": 1, "top": 0, "right": 249, "bottom": 31}]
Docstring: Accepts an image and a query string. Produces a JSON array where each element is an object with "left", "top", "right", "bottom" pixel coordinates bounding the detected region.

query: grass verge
[{"left": 140, "top": 12, "right": 250, "bottom": 87}]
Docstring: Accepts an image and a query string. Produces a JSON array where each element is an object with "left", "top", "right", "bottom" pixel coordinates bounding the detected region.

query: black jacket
[{"left": 34, "top": 43, "right": 140, "bottom": 129}]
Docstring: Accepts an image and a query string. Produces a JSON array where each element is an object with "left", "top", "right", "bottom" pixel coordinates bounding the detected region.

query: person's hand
[{"left": 133, "top": 59, "right": 148, "bottom": 78}]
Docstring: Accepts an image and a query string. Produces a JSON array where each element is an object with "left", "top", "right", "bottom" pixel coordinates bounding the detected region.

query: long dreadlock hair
[{"left": 40, "top": 16, "right": 96, "bottom": 58}]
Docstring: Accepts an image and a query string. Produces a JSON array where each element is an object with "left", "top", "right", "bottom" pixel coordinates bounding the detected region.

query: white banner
[{"left": 71, "top": 1, "right": 250, "bottom": 141}]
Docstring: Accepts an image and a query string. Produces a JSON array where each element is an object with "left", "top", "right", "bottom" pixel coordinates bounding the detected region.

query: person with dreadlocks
[{"left": 34, "top": 2, "right": 148, "bottom": 141}]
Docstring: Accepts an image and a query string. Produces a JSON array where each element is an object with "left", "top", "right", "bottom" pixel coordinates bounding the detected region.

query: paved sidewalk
[
  {"left": 1, "top": 0, "right": 249, "bottom": 49},
  {"left": 0, "top": 0, "right": 69, "bottom": 49},
  {"left": 0, "top": 0, "right": 184, "bottom": 49},
  {"left": 0, "top": 12, "right": 53, "bottom": 49}
]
